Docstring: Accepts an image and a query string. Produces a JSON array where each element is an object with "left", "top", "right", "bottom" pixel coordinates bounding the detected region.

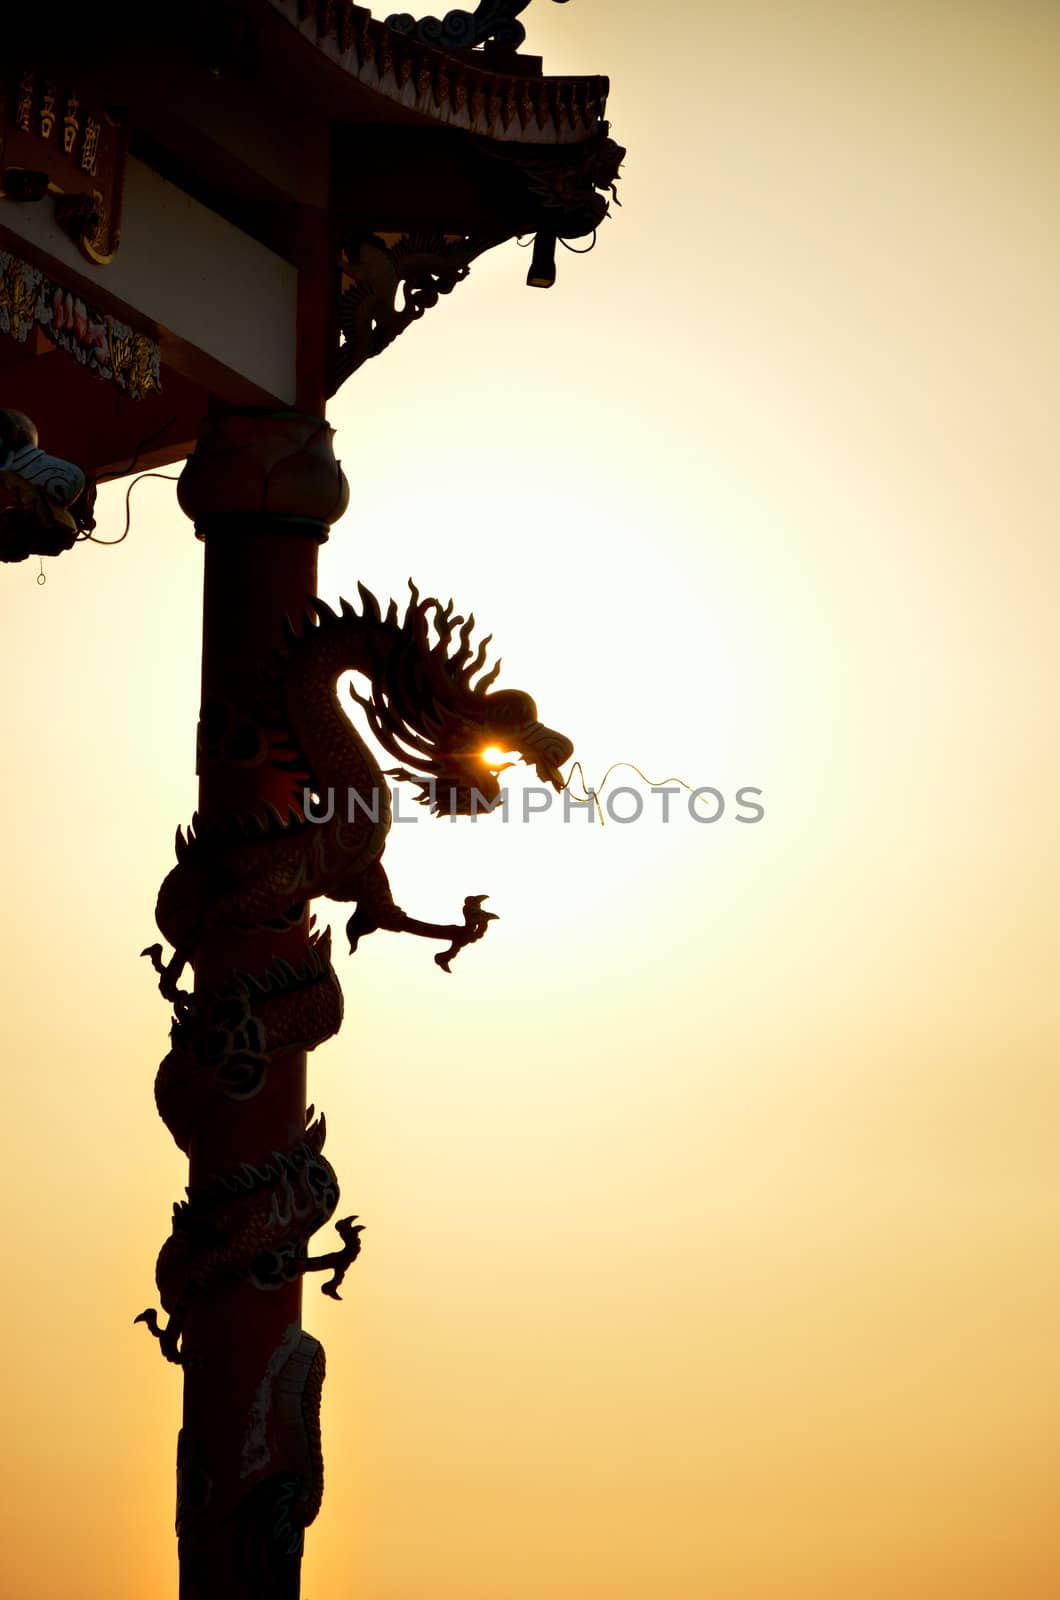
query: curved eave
[{"left": 265, "top": 0, "right": 609, "bottom": 144}]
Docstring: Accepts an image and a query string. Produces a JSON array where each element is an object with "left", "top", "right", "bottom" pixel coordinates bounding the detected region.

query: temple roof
[
  {"left": 264, "top": 0, "right": 610, "bottom": 145},
  {"left": 1, "top": 2, "right": 622, "bottom": 480},
  {"left": 6, "top": 2, "right": 621, "bottom": 237}
]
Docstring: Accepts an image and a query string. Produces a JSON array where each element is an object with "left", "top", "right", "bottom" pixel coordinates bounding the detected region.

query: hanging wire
[
  {"left": 36, "top": 557, "right": 46, "bottom": 586},
  {"left": 67, "top": 412, "right": 181, "bottom": 545},
  {"left": 95, "top": 414, "right": 179, "bottom": 484},
  {"left": 558, "top": 230, "right": 598, "bottom": 255},
  {"left": 557, "top": 759, "right": 717, "bottom": 825},
  {"left": 518, "top": 233, "right": 602, "bottom": 254},
  {"left": 81, "top": 470, "right": 180, "bottom": 546},
  {"left": 517, "top": 231, "right": 599, "bottom": 255}
]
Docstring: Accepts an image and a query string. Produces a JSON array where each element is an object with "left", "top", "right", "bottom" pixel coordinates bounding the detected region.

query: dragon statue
[
  {"left": 0, "top": 407, "right": 92, "bottom": 561},
  {"left": 144, "top": 580, "right": 572, "bottom": 1002},
  {"left": 139, "top": 580, "right": 573, "bottom": 1557}
]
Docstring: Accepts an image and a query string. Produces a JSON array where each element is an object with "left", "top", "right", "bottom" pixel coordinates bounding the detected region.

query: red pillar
[{"left": 159, "top": 412, "right": 349, "bottom": 1597}]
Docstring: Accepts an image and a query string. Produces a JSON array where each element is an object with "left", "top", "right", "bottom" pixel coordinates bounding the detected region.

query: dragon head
[{"left": 350, "top": 583, "right": 574, "bottom": 815}]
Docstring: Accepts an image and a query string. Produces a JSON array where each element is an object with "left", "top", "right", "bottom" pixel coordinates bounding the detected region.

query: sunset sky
[{"left": 2, "top": 2, "right": 1059, "bottom": 1595}]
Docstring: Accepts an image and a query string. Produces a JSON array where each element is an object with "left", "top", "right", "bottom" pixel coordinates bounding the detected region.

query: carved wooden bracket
[
  {"left": 333, "top": 231, "right": 508, "bottom": 392},
  {"left": 0, "top": 248, "right": 161, "bottom": 397}
]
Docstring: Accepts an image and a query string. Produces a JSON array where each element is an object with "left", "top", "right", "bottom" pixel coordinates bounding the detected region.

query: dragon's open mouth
[
  {"left": 480, "top": 745, "right": 514, "bottom": 772},
  {"left": 534, "top": 759, "right": 566, "bottom": 790}
]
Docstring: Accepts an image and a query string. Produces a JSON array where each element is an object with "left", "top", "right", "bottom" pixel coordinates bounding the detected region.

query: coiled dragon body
[
  {"left": 141, "top": 580, "right": 572, "bottom": 1558},
  {"left": 141, "top": 581, "right": 572, "bottom": 1357}
]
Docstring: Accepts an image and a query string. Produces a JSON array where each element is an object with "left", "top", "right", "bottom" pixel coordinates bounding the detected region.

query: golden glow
[
  {"left": 480, "top": 744, "right": 508, "bottom": 766},
  {"left": 3, "top": 5, "right": 1060, "bottom": 1597}
]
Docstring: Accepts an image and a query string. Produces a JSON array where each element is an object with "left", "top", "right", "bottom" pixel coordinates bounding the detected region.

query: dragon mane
[
  {"left": 348, "top": 580, "right": 534, "bottom": 810},
  {"left": 269, "top": 581, "right": 542, "bottom": 815}
]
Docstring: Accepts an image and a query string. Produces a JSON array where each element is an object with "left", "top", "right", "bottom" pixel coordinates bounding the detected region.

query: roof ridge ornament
[{"left": 385, "top": 0, "right": 570, "bottom": 52}]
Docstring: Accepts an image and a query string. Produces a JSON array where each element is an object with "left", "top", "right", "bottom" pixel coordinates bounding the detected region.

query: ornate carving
[
  {"left": 2, "top": 423, "right": 84, "bottom": 506},
  {"left": 178, "top": 1328, "right": 326, "bottom": 1596},
  {"left": 136, "top": 1111, "right": 362, "bottom": 1364},
  {"left": 143, "top": 582, "right": 573, "bottom": 1003},
  {"left": 176, "top": 412, "right": 349, "bottom": 533},
  {"left": 271, "top": 1333, "right": 326, "bottom": 1528},
  {"left": 386, "top": 0, "right": 570, "bottom": 51},
  {"left": 152, "top": 929, "right": 344, "bottom": 1153},
  {"left": 229, "top": 1330, "right": 326, "bottom": 1594},
  {"left": 0, "top": 249, "right": 161, "bottom": 397},
  {"left": 331, "top": 129, "right": 622, "bottom": 379},
  {"left": 480, "top": 128, "right": 625, "bottom": 239},
  {"left": 335, "top": 232, "right": 505, "bottom": 390},
  {"left": 0, "top": 409, "right": 89, "bottom": 561},
  {"left": 0, "top": 469, "right": 78, "bottom": 560}
]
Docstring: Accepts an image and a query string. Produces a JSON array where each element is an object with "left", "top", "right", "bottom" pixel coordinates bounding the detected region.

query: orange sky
[{"left": 2, "top": 2, "right": 1060, "bottom": 1596}]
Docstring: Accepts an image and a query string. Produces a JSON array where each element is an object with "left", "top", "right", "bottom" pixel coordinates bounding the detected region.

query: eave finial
[{"left": 385, "top": 0, "right": 570, "bottom": 52}]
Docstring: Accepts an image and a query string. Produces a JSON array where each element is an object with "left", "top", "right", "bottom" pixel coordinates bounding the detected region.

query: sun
[{"left": 480, "top": 745, "right": 508, "bottom": 767}]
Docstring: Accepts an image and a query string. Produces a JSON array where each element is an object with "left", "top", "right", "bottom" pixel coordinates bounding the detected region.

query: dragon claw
[
  {"left": 142, "top": 942, "right": 191, "bottom": 1004},
  {"left": 135, "top": 1307, "right": 184, "bottom": 1365},
  {"left": 462, "top": 893, "right": 500, "bottom": 929},
  {"left": 434, "top": 895, "right": 500, "bottom": 971},
  {"left": 310, "top": 1215, "right": 364, "bottom": 1301}
]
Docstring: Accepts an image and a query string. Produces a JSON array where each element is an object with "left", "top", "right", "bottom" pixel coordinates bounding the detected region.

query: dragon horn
[
  {"left": 356, "top": 582, "right": 381, "bottom": 622},
  {"left": 476, "top": 657, "right": 503, "bottom": 691},
  {"left": 467, "top": 631, "right": 493, "bottom": 680}
]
